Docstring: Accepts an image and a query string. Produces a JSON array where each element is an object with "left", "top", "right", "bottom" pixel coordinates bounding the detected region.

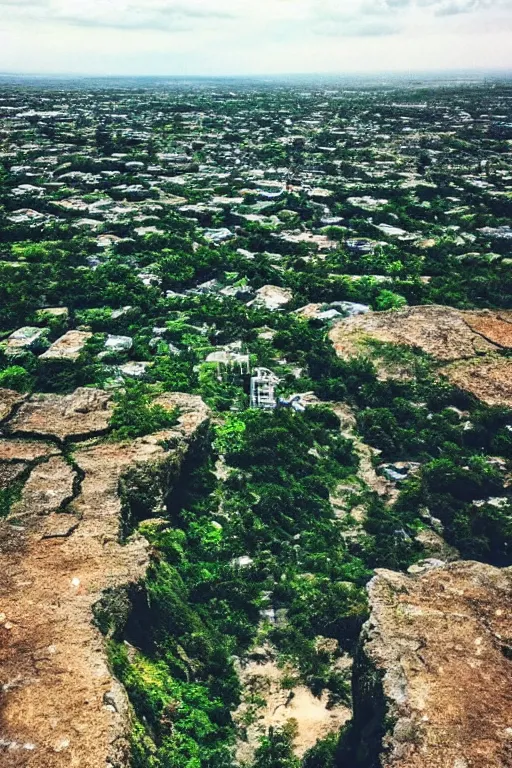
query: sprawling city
[{"left": 0, "top": 58, "right": 511, "bottom": 768}]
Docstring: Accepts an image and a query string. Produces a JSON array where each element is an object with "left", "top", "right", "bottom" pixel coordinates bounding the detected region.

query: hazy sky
[{"left": 0, "top": 0, "right": 511, "bottom": 76}]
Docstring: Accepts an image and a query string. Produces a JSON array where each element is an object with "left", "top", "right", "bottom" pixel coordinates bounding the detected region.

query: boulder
[
  {"left": 39, "top": 330, "right": 92, "bottom": 362},
  {"left": 4, "top": 326, "right": 47, "bottom": 353},
  {"left": 103, "top": 335, "right": 133, "bottom": 353},
  {"left": 441, "top": 355, "right": 512, "bottom": 408},
  {"left": 250, "top": 284, "right": 293, "bottom": 311},
  {"left": 348, "top": 562, "right": 512, "bottom": 768},
  {"left": 0, "top": 394, "right": 210, "bottom": 768},
  {"left": 329, "top": 305, "right": 499, "bottom": 362}
]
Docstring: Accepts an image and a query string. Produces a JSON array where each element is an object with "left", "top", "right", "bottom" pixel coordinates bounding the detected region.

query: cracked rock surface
[
  {"left": 5, "top": 388, "right": 113, "bottom": 443},
  {"left": 0, "top": 387, "right": 210, "bottom": 768},
  {"left": 329, "top": 305, "right": 512, "bottom": 407},
  {"left": 351, "top": 561, "right": 512, "bottom": 768}
]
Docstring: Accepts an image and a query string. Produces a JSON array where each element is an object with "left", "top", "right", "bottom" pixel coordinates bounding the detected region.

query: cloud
[
  {"left": 312, "top": 17, "right": 404, "bottom": 37},
  {"left": 0, "top": 0, "right": 511, "bottom": 75},
  {"left": 416, "top": 0, "right": 485, "bottom": 12},
  {"left": 1, "top": 0, "right": 238, "bottom": 31},
  {"left": 0, "top": 0, "right": 501, "bottom": 36}
]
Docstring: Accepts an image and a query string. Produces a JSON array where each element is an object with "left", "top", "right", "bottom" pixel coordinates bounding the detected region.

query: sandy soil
[{"left": 235, "top": 649, "right": 351, "bottom": 764}]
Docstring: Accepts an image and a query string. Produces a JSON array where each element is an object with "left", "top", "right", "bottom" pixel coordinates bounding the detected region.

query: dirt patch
[
  {"left": 235, "top": 648, "right": 350, "bottom": 764},
  {"left": 441, "top": 356, "right": 512, "bottom": 407}
]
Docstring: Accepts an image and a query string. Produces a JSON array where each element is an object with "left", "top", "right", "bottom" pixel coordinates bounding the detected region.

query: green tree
[
  {"left": 0, "top": 365, "right": 34, "bottom": 392},
  {"left": 254, "top": 726, "right": 300, "bottom": 768}
]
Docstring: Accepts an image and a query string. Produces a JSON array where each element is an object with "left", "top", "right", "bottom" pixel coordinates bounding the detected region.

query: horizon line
[{"left": 1, "top": 66, "right": 512, "bottom": 81}]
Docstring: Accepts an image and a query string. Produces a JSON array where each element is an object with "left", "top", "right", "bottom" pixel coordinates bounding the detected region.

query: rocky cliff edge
[
  {"left": 0, "top": 388, "right": 210, "bottom": 768},
  {"left": 350, "top": 561, "right": 512, "bottom": 768}
]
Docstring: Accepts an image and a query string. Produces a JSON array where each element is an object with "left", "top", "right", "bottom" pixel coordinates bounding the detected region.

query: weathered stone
[
  {"left": 103, "top": 335, "right": 133, "bottom": 353},
  {"left": 0, "top": 438, "right": 59, "bottom": 463},
  {"left": 250, "top": 284, "right": 293, "bottom": 311},
  {"left": 0, "top": 394, "right": 210, "bottom": 768},
  {"left": 39, "top": 330, "right": 92, "bottom": 362},
  {"left": 0, "top": 389, "right": 26, "bottom": 423},
  {"left": 329, "top": 305, "right": 512, "bottom": 406},
  {"left": 414, "top": 528, "right": 459, "bottom": 561},
  {"left": 329, "top": 305, "right": 499, "bottom": 362},
  {"left": 441, "top": 356, "right": 512, "bottom": 408},
  {"left": 464, "top": 310, "right": 512, "bottom": 348},
  {"left": 40, "top": 514, "right": 80, "bottom": 539},
  {"left": 10, "top": 455, "right": 77, "bottom": 518},
  {"left": 118, "top": 361, "right": 151, "bottom": 379},
  {"left": 4, "top": 326, "right": 47, "bottom": 354},
  {"left": 350, "top": 562, "right": 512, "bottom": 768},
  {"left": 6, "top": 388, "right": 113, "bottom": 442},
  {"left": 0, "top": 461, "right": 28, "bottom": 490}
]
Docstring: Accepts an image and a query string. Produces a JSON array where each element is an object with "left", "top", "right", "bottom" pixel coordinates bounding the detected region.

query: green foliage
[
  {"left": 110, "top": 382, "right": 178, "bottom": 441},
  {"left": 3, "top": 80, "right": 512, "bottom": 768},
  {"left": 0, "top": 364, "right": 33, "bottom": 392},
  {"left": 253, "top": 726, "right": 300, "bottom": 768},
  {"left": 395, "top": 453, "right": 512, "bottom": 565},
  {"left": 198, "top": 364, "right": 246, "bottom": 411},
  {"left": 373, "top": 289, "right": 407, "bottom": 311},
  {"left": 302, "top": 732, "right": 339, "bottom": 768},
  {"left": 213, "top": 415, "right": 247, "bottom": 455},
  {"left": 148, "top": 355, "right": 198, "bottom": 393},
  {"left": 110, "top": 642, "right": 233, "bottom": 768}
]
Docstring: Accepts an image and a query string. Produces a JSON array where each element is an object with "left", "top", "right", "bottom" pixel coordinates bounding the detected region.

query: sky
[{"left": 0, "top": 0, "right": 511, "bottom": 77}]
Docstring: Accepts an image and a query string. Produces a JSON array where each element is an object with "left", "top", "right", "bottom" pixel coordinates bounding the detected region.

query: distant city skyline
[{"left": 0, "top": 0, "right": 511, "bottom": 77}]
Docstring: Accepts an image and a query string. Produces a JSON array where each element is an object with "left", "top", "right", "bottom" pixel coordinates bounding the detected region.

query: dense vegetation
[
  {"left": 1, "top": 76, "right": 511, "bottom": 766},
  {"left": 107, "top": 405, "right": 370, "bottom": 767}
]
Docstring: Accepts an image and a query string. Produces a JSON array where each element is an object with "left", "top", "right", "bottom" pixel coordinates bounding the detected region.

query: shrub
[
  {"left": 0, "top": 364, "right": 33, "bottom": 392},
  {"left": 110, "top": 382, "right": 178, "bottom": 441}
]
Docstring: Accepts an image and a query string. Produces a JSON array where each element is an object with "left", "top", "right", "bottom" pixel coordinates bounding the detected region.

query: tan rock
[
  {"left": 154, "top": 391, "right": 211, "bottom": 439},
  {"left": 441, "top": 355, "right": 512, "bottom": 408},
  {"left": 10, "top": 455, "right": 76, "bottom": 519},
  {"left": 6, "top": 388, "right": 113, "bottom": 442},
  {"left": 39, "top": 330, "right": 92, "bottom": 362},
  {"left": 0, "top": 438, "right": 59, "bottom": 463},
  {"left": 464, "top": 310, "right": 512, "bottom": 348},
  {"left": 329, "top": 305, "right": 512, "bottom": 406},
  {"left": 0, "top": 461, "right": 28, "bottom": 490},
  {"left": 414, "top": 528, "right": 459, "bottom": 561},
  {"left": 352, "top": 562, "right": 512, "bottom": 768},
  {"left": 250, "top": 284, "right": 293, "bottom": 311},
  {"left": 0, "top": 394, "right": 210, "bottom": 768},
  {"left": 0, "top": 388, "right": 26, "bottom": 423},
  {"left": 329, "top": 305, "right": 499, "bottom": 362}
]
